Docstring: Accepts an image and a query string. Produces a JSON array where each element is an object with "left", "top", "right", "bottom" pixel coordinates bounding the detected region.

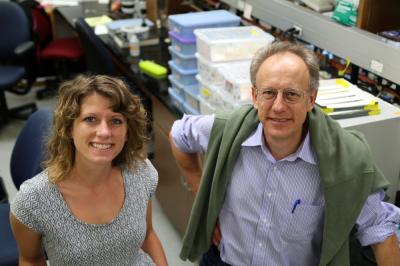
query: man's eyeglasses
[{"left": 256, "top": 87, "right": 308, "bottom": 104}]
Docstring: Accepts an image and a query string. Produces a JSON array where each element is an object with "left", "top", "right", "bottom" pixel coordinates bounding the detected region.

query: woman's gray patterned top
[{"left": 11, "top": 159, "right": 157, "bottom": 266}]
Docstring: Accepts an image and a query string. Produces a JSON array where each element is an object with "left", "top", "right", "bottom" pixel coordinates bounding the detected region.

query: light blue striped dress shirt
[{"left": 171, "top": 114, "right": 400, "bottom": 266}]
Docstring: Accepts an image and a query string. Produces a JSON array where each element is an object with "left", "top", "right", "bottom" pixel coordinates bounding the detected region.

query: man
[{"left": 170, "top": 41, "right": 400, "bottom": 265}]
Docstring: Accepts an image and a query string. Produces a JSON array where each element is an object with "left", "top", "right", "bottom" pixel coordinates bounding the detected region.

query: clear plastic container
[
  {"left": 195, "top": 26, "right": 274, "bottom": 62},
  {"left": 168, "top": 60, "right": 197, "bottom": 85},
  {"left": 169, "top": 31, "right": 197, "bottom": 55},
  {"left": 168, "top": 10, "right": 240, "bottom": 39},
  {"left": 196, "top": 74, "right": 239, "bottom": 112},
  {"left": 183, "top": 102, "right": 200, "bottom": 115},
  {"left": 218, "top": 61, "right": 253, "bottom": 102},
  {"left": 168, "top": 87, "right": 184, "bottom": 112},
  {"left": 199, "top": 97, "right": 217, "bottom": 115},
  {"left": 169, "top": 46, "right": 197, "bottom": 70},
  {"left": 168, "top": 75, "right": 186, "bottom": 100},
  {"left": 196, "top": 53, "right": 226, "bottom": 86},
  {"left": 183, "top": 83, "right": 200, "bottom": 113}
]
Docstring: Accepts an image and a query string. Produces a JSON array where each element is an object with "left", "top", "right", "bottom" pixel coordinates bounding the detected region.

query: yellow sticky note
[
  {"left": 84, "top": 15, "right": 113, "bottom": 27},
  {"left": 201, "top": 88, "right": 211, "bottom": 97},
  {"left": 336, "top": 79, "right": 349, "bottom": 88},
  {"left": 250, "top": 28, "right": 260, "bottom": 36}
]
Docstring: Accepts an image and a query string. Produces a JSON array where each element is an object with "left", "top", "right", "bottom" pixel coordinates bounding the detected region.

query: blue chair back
[
  {"left": 10, "top": 108, "right": 53, "bottom": 189},
  {"left": 0, "top": 2, "right": 31, "bottom": 59},
  {"left": 75, "top": 17, "right": 116, "bottom": 75},
  {"left": 0, "top": 204, "right": 18, "bottom": 266},
  {"left": 0, "top": 108, "right": 52, "bottom": 266}
]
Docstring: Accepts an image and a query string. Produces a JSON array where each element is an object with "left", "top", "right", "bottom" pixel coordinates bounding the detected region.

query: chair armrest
[
  {"left": 14, "top": 41, "right": 34, "bottom": 57},
  {"left": 0, "top": 177, "right": 8, "bottom": 203}
]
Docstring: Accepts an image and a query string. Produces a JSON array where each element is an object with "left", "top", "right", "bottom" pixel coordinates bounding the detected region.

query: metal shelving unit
[{"left": 222, "top": 0, "right": 400, "bottom": 85}]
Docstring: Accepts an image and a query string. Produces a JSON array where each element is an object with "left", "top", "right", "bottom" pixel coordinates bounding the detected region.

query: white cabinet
[{"left": 338, "top": 99, "right": 400, "bottom": 203}]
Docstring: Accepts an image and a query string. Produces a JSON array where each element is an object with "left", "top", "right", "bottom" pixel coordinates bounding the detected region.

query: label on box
[{"left": 370, "top": 60, "right": 383, "bottom": 74}]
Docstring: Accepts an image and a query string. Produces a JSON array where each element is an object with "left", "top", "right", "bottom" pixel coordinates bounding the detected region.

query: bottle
[{"left": 129, "top": 34, "right": 140, "bottom": 57}]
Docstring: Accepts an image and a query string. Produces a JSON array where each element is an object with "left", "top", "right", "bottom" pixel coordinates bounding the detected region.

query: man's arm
[
  {"left": 372, "top": 234, "right": 400, "bottom": 266},
  {"left": 356, "top": 190, "right": 400, "bottom": 265},
  {"left": 169, "top": 132, "right": 202, "bottom": 194}
]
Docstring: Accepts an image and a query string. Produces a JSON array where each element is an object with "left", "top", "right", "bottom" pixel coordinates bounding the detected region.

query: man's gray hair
[{"left": 250, "top": 41, "right": 320, "bottom": 91}]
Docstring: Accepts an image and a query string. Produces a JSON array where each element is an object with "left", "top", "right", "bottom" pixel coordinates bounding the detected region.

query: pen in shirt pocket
[{"left": 291, "top": 199, "right": 301, "bottom": 214}]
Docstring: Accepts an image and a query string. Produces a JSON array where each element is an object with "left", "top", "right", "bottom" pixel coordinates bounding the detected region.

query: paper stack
[{"left": 317, "top": 79, "right": 381, "bottom": 119}]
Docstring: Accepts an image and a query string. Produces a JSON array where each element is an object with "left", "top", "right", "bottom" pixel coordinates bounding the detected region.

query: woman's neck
[{"left": 68, "top": 161, "right": 116, "bottom": 188}]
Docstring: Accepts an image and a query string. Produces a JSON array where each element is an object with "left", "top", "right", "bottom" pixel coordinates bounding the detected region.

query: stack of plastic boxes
[
  {"left": 194, "top": 26, "right": 275, "bottom": 114},
  {"left": 167, "top": 10, "right": 240, "bottom": 114}
]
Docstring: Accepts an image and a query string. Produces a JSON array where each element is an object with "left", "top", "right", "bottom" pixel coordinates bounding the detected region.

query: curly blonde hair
[{"left": 44, "top": 74, "right": 149, "bottom": 183}]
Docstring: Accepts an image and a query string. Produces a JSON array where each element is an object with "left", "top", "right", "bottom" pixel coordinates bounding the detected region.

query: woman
[{"left": 10, "top": 75, "right": 168, "bottom": 265}]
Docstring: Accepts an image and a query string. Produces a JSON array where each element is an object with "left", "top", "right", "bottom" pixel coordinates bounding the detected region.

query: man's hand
[{"left": 212, "top": 220, "right": 222, "bottom": 246}]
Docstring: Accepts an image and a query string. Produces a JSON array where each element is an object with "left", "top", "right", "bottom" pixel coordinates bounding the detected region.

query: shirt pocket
[{"left": 280, "top": 203, "right": 324, "bottom": 241}]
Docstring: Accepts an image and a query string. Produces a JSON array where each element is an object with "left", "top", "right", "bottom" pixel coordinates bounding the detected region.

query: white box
[
  {"left": 194, "top": 26, "right": 274, "bottom": 62},
  {"left": 321, "top": 79, "right": 400, "bottom": 203},
  {"left": 218, "top": 61, "right": 252, "bottom": 102},
  {"left": 199, "top": 97, "right": 217, "bottom": 115},
  {"left": 196, "top": 74, "right": 239, "bottom": 112},
  {"left": 196, "top": 53, "right": 226, "bottom": 86}
]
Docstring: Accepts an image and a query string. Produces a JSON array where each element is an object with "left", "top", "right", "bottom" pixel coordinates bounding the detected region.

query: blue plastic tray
[{"left": 168, "top": 10, "right": 240, "bottom": 38}]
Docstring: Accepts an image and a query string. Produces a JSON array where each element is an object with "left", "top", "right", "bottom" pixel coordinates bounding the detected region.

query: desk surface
[
  {"left": 56, "top": 3, "right": 182, "bottom": 119},
  {"left": 57, "top": 2, "right": 109, "bottom": 26}
]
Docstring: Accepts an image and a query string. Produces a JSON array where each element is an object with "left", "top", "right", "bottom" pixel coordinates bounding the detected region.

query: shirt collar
[{"left": 241, "top": 122, "right": 317, "bottom": 165}]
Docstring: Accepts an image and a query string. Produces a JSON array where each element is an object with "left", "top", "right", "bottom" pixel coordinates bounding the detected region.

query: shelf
[{"left": 221, "top": 0, "right": 400, "bottom": 85}]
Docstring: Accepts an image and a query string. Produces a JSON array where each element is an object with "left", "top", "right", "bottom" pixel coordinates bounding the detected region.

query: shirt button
[
  {"left": 268, "top": 192, "right": 272, "bottom": 198},
  {"left": 262, "top": 218, "right": 267, "bottom": 223},
  {"left": 258, "top": 242, "right": 263, "bottom": 247}
]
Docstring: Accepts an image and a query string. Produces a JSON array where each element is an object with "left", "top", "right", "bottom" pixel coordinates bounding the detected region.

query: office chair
[
  {"left": 20, "top": 0, "right": 84, "bottom": 99},
  {"left": 0, "top": 1, "right": 37, "bottom": 126},
  {"left": 0, "top": 108, "right": 53, "bottom": 266}
]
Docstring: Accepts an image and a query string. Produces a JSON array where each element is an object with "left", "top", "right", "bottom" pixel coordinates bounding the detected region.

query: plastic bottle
[{"left": 129, "top": 34, "right": 140, "bottom": 57}]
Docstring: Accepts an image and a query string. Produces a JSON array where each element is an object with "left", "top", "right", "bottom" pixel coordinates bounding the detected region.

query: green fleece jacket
[{"left": 180, "top": 105, "right": 389, "bottom": 266}]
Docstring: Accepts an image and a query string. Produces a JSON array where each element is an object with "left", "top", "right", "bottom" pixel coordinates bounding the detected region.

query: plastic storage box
[
  {"left": 183, "top": 102, "right": 200, "bottom": 115},
  {"left": 168, "top": 60, "right": 197, "bottom": 85},
  {"left": 183, "top": 84, "right": 200, "bottom": 113},
  {"left": 168, "top": 10, "right": 240, "bottom": 39},
  {"left": 168, "top": 87, "right": 184, "bottom": 112},
  {"left": 196, "top": 75, "right": 239, "bottom": 111},
  {"left": 195, "top": 26, "right": 274, "bottom": 62},
  {"left": 199, "top": 97, "right": 216, "bottom": 115},
  {"left": 169, "top": 74, "right": 199, "bottom": 107},
  {"left": 168, "top": 46, "right": 197, "bottom": 70},
  {"left": 196, "top": 53, "right": 226, "bottom": 86},
  {"left": 218, "top": 61, "right": 252, "bottom": 102},
  {"left": 168, "top": 74, "right": 186, "bottom": 100},
  {"left": 169, "top": 31, "right": 196, "bottom": 55}
]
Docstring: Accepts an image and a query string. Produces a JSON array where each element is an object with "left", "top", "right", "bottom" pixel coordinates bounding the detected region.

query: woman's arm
[
  {"left": 142, "top": 201, "right": 168, "bottom": 266},
  {"left": 9, "top": 212, "right": 46, "bottom": 266}
]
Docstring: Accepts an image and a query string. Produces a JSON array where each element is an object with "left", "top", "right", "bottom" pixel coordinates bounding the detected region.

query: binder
[{"left": 317, "top": 79, "right": 381, "bottom": 119}]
